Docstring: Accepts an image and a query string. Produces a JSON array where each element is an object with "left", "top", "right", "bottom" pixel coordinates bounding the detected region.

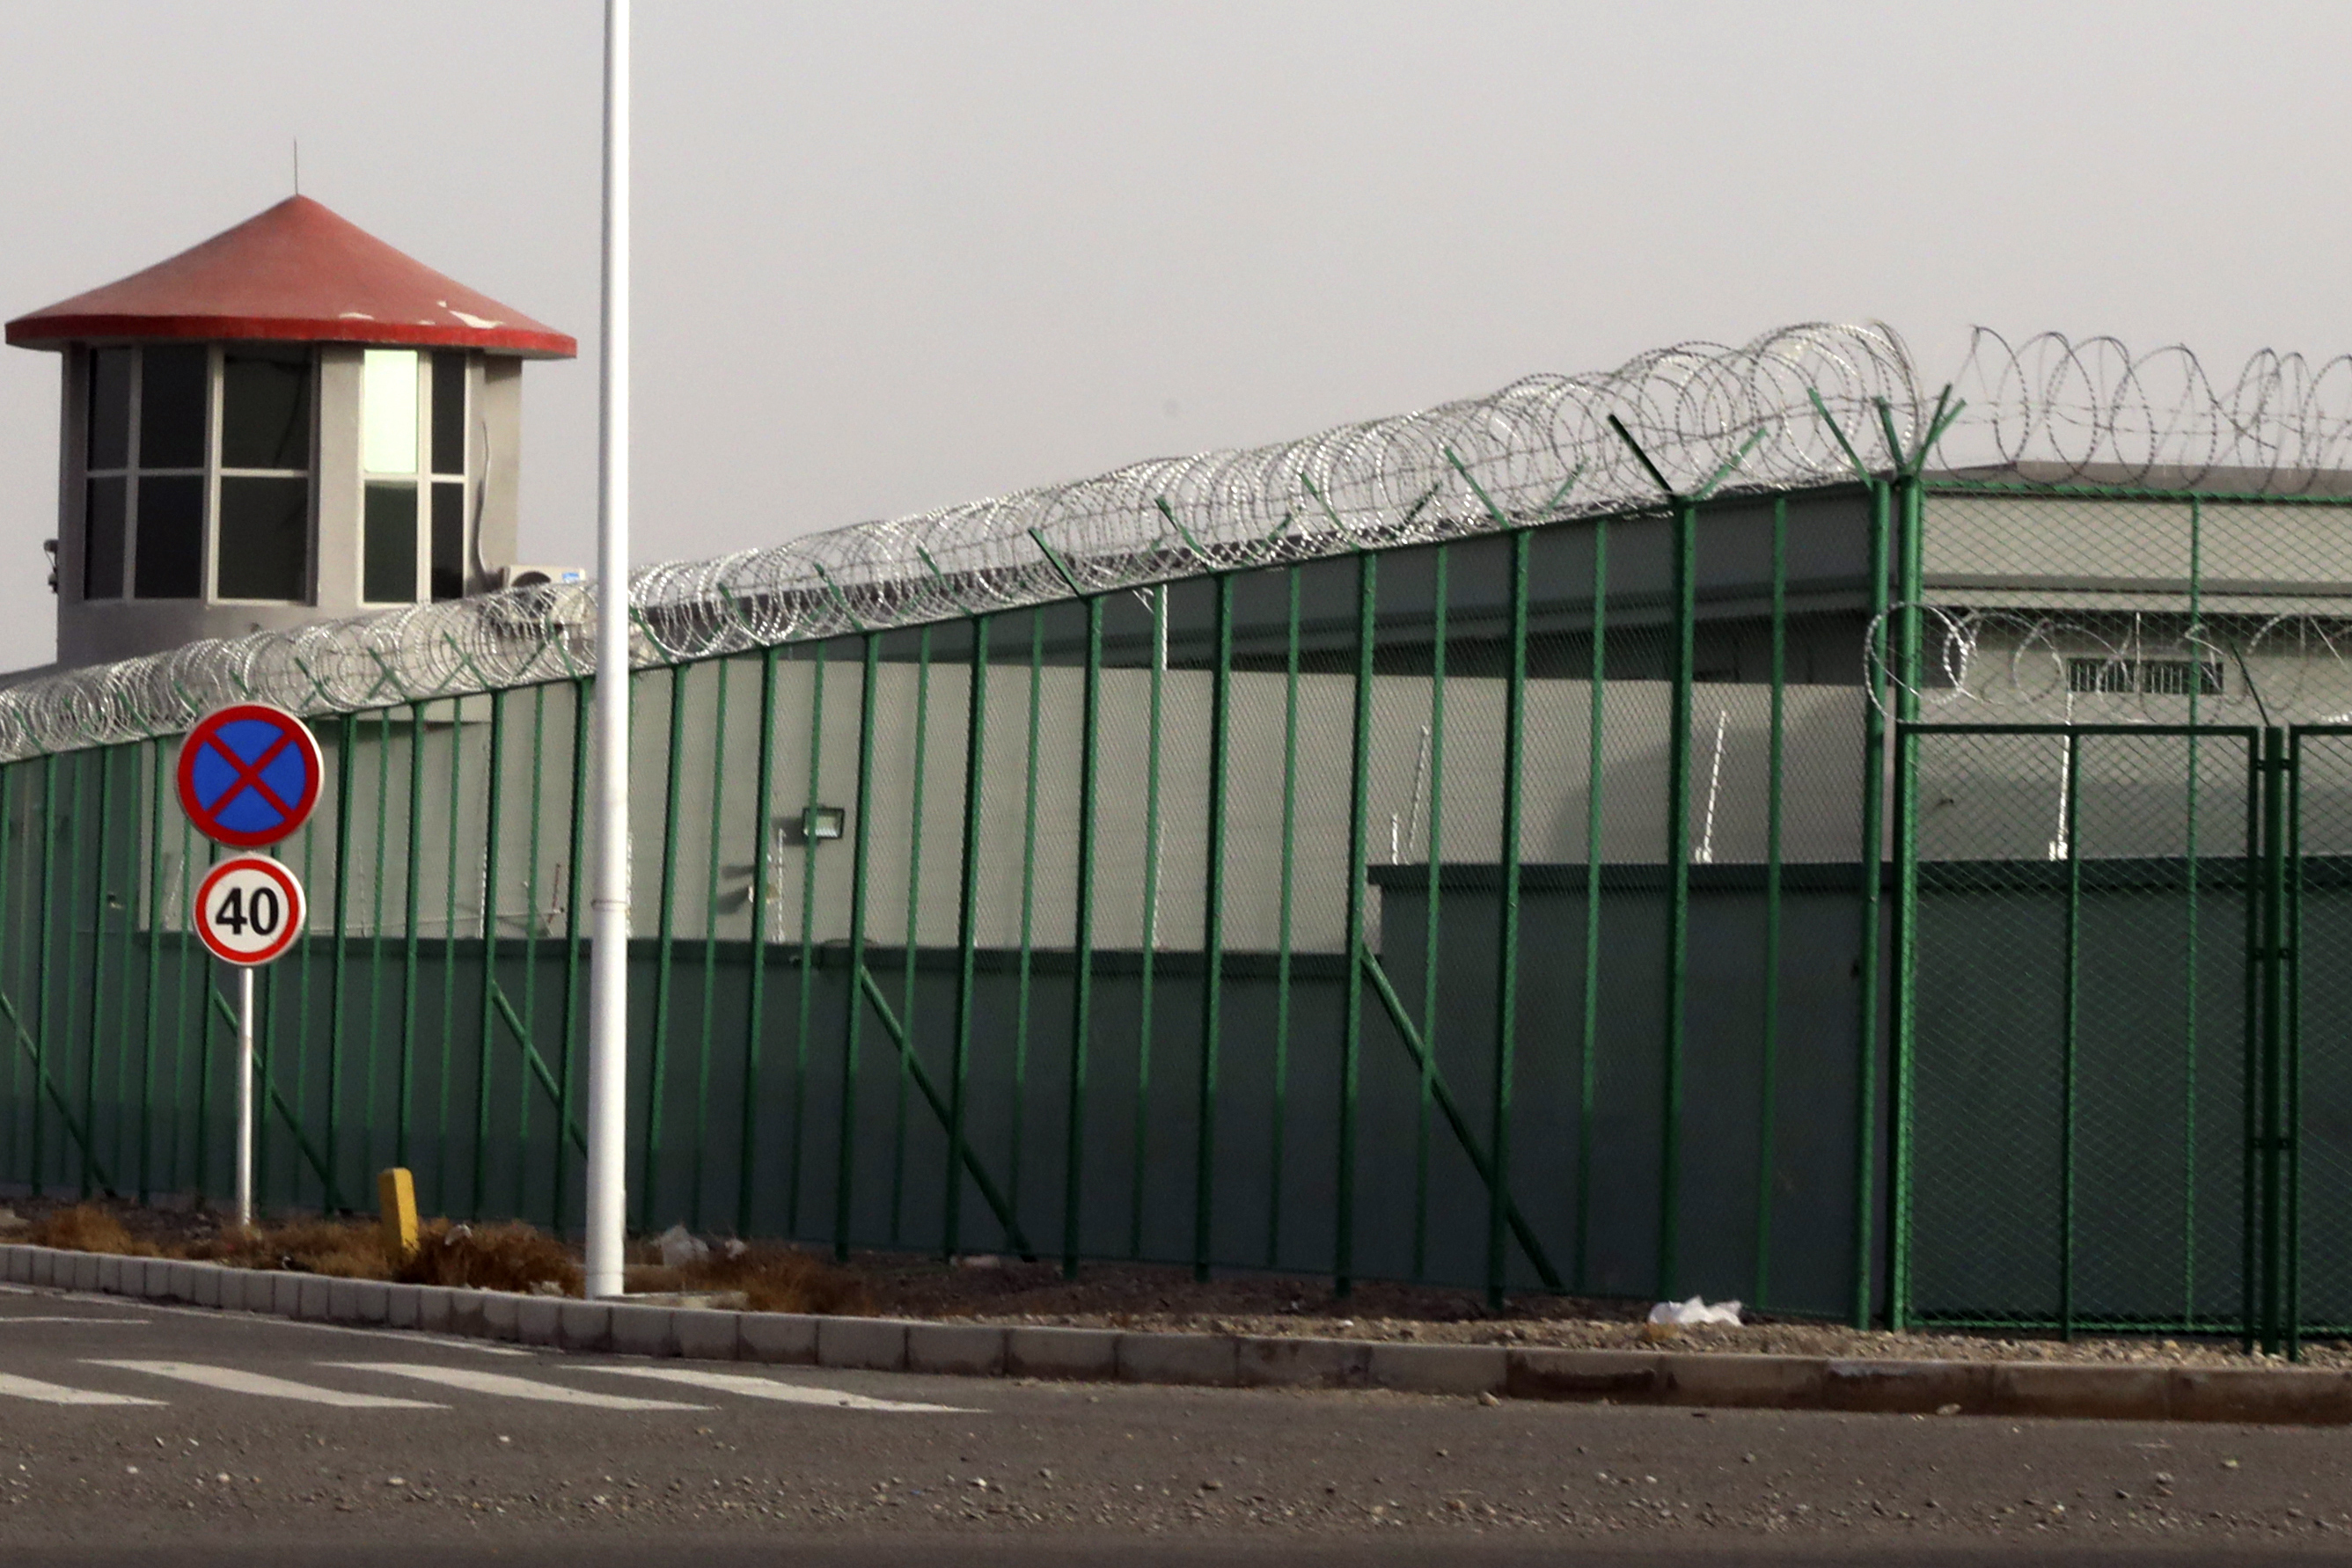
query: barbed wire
[
  {"left": 0, "top": 322, "right": 1923, "bottom": 758},
  {"left": 6, "top": 321, "right": 2352, "bottom": 759},
  {"left": 1931, "top": 329, "right": 2352, "bottom": 487}
]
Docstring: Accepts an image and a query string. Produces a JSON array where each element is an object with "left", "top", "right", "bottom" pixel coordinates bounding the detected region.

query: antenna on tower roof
[{"left": 292, "top": 139, "right": 300, "bottom": 196}]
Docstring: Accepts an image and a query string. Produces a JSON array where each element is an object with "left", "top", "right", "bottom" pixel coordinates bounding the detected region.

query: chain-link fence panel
[
  {"left": 1904, "top": 726, "right": 2255, "bottom": 1333},
  {"left": 2290, "top": 729, "right": 2352, "bottom": 1338}
]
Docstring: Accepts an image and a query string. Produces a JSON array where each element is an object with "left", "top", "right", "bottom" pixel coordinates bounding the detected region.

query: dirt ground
[{"left": 4, "top": 1191, "right": 2340, "bottom": 1372}]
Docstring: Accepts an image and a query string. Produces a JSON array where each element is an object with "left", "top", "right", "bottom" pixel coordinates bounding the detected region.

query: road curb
[{"left": 4, "top": 1240, "right": 2344, "bottom": 1425}]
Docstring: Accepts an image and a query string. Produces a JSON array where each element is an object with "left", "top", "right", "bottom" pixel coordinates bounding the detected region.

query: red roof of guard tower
[{"left": 4, "top": 195, "right": 575, "bottom": 359}]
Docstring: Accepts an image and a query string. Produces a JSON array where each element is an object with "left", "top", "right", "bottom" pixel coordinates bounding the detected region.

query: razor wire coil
[{"left": 8, "top": 321, "right": 2352, "bottom": 758}]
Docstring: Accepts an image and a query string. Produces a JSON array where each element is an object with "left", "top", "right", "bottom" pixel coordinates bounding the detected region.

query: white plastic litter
[
  {"left": 655, "top": 1224, "right": 710, "bottom": 1267},
  {"left": 1647, "top": 1296, "right": 1742, "bottom": 1328}
]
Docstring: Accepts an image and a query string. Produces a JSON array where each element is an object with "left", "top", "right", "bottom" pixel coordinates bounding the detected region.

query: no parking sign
[{"left": 175, "top": 702, "right": 322, "bottom": 848}]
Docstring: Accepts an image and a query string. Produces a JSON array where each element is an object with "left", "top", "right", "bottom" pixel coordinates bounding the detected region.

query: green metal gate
[{"left": 1890, "top": 720, "right": 2349, "bottom": 1353}]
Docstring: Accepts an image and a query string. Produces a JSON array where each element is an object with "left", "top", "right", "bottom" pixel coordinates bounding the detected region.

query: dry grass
[
  {"left": 186, "top": 1217, "right": 394, "bottom": 1278},
  {"left": 23, "top": 1200, "right": 865, "bottom": 1314},
  {"left": 626, "top": 1242, "right": 873, "bottom": 1315},
  {"left": 28, "top": 1205, "right": 152, "bottom": 1257},
  {"left": 399, "top": 1220, "right": 581, "bottom": 1295}
]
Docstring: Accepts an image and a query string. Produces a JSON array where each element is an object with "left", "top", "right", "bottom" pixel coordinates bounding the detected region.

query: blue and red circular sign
[{"left": 175, "top": 703, "right": 323, "bottom": 848}]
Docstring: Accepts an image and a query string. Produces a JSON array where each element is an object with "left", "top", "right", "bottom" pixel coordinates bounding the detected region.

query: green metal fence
[
  {"left": 0, "top": 471, "right": 1903, "bottom": 1319},
  {"left": 1889, "top": 475, "right": 2352, "bottom": 1353},
  {"left": 25, "top": 459, "right": 2352, "bottom": 1335}
]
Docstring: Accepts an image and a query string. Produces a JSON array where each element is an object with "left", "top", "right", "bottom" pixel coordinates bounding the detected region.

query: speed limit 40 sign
[{"left": 193, "top": 855, "right": 307, "bottom": 967}]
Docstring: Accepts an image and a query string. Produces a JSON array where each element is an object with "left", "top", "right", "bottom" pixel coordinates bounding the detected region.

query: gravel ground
[{"left": 7, "top": 1193, "right": 2341, "bottom": 1373}]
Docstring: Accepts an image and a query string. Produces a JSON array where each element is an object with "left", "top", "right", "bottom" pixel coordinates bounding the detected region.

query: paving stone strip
[{"left": 4, "top": 1241, "right": 2345, "bottom": 1425}]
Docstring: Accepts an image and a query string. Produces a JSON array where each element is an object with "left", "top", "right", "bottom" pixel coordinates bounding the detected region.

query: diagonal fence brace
[
  {"left": 1359, "top": 948, "right": 1564, "bottom": 1292},
  {"left": 854, "top": 964, "right": 1037, "bottom": 1260},
  {"left": 487, "top": 980, "right": 588, "bottom": 1157},
  {"left": 0, "top": 990, "right": 114, "bottom": 1195}
]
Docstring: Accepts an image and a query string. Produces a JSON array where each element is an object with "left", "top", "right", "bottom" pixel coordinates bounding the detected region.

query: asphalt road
[{"left": 3, "top": 1281, "right": 2351, "bottom": 1566}]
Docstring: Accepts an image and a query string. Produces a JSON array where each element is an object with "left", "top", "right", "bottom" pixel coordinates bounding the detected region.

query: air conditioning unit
[
  {"left": 497, "top": 564, "right": 587, "bottom": 590},
  {"left": 481, "top": 563, "right": 593, "bottom": 637}
]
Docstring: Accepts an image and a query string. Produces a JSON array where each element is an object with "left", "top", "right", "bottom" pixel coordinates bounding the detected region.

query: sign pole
[
  {"left": 176, "top": 705, "right": 319, "bottom": 1232},
  {"left": 234, "top": 965, "right": 255, "bottom": 1229},
  {"left": 583, "top": 0, "right": 634, "bottom": 1300}
]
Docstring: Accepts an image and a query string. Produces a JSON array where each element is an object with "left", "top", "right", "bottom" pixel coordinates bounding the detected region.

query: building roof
[{"left": 4, "top": 196, "right": 575, "bottom": 358}]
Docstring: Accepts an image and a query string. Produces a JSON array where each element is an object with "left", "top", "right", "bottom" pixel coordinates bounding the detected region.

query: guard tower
[{"left": 6, "top": 196, "right": 577, "bottom": 669}]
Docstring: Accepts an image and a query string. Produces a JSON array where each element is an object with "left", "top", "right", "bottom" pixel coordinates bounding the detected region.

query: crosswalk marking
[
  {"left": 584, "top": 1365, "right": 974, "bottom": 1412},
  {"left": 0, "top": 1371, "right": 165, "bottom": 1406},
  {"left": 88, "top": 1361, "right": 446, "bottom": 1409},
  {"left": 321, "top": 1362, "right": 710, "bottom": 1410}
]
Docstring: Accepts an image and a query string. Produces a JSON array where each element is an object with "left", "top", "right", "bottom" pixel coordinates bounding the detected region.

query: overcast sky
[{"left": 2, "top": 1, "right": 2347, "bottom": 673}]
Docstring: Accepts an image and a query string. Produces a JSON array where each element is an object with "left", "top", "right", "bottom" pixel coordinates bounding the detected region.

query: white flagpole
[{"left": 583, "top": 0, "right": 633, "bottom": 1298}]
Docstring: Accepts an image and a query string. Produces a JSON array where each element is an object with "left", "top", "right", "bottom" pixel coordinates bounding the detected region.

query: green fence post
[
  {"left": 512, "top": 687, "right": 548, "bottom": 1223},
  {"left": 184, "top": 820, "right": 208, "bottom": 1199},
  {"left": 835, "top": 635, "right": 882, "bottom": 1261},
  {"left": 788, "top": 648, "right": 829, "bottom": 1234},
  {"left": 890, "top": 633, "right": 932, "bottom": 1242},
  {"left": 360, "top": 711, "right": 392, "bottom": 1179},
  {"left": 473, "top": 691, "right": 507, "bottom": 1215},
  {"left": 1657, "top": 496, "right": 1697, "bottom": 1300},
  {"left": 138, "top": 747, "right": 170, "bottom": 1203},
  {"left": 2183, "top": 498, "right": 2203, "bottom": 1325},
  {"left": 1755, "top": 495, "right": 1788, "bottom": 1306},
  {"left": 2260, "top": 725, "right": 2289, "bottom": 1354},
  {"left": 0, "top": 765, "right": 14, "bottom": 1186},
  {"left": 560, "top": 678, "right": 592, "bottom": 1233},
  {"left": 641, "top": 667, "right": 687, "bottom": 1231},
  {"left": 1887, "top": 471, "right": 1927, "bottom": 1330},
  {"left": 1852, "top": 477, "right": 1893, "bottom": 1328},
  {"left": 1336, "top": 552, "right": 1376, "bottom": 1299},
  {"left": 1062, "top": 597, "right": 1103, "bottom": 1279},
  {"left": 1131, "top": 586, "right": 1167, "bottom": 1260},
  {"left": 690, "top": 661, "right": 731, "bottom": 1230},
  {"left": 287, "top": 795, "right": 317, "bottom": 1205},
  {"left": 945, "top": 616, "right": 989, "bottom": 1257},
  {"left": 2240, "top": 731, "right": 2263, "bottom": 1356},
  {"left": 2058, "top": 729, "right": 2084, "bottom": 1343},
  {"left": 2285, "top": 727, "right": 2304, "bottom": 1360},
  {"left": 736, "top": 648, "right": 779, "bottom": 1237},
  {"left": 0, "top": 765, "right": 16, "bottom": 1182},
  {"left": 32, "top": 753, "right": 58, "bottom": 1190},
  {"left": 108, "top": 750, "right": 140, "bottom": 1186},
  {"left": 1576, "top": 517, "right": 1608, "bottom": 1290},
  {"left": 1887, "top": 714, "right": 1926, "bottom": 1334},
  {"left": 1488, "top": 530, "right": 1531, "bottom": 1310},
  {"left": 399, "top": 701, "right": 427, "bottom": 1172},
  {"left": 325, "top": 715, "right": 356, "bottom": 1210},
  {"left": 80, "top": 751, "right": 113, "bottom": 1199},
  {"left": 1194, "top": 574, "right": 1234, "bottom": 1282},
  {"left": 1265, "top": 568, "right": 1302, "bottom": 1270},
  {"left": 1413, "top": 546, "right": 1450, "bottom": 1281},
  {"left": 1009, "top": 613, "right": 1044, "bottom": 1213},
  {"left": 437, "top": 699, "right": 465, "bottom": 1210}
]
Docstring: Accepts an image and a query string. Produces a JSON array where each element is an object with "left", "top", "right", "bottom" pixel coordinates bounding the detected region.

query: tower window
[
  {"left": 81, "top": 343, "right": 312, "bottom": 604},
  {"left": 361, "top": 348, "right": 470, "bottom": 605}
]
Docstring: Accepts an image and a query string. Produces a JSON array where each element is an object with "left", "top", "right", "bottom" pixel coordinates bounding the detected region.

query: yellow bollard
[{"left": 377, "top": 1168, "right": 420, "bottom": 1266}]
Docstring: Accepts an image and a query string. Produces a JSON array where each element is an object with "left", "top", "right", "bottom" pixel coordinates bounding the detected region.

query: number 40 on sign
[{"left": 193, "top": 855, "right": 306, "bottom": 967}]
